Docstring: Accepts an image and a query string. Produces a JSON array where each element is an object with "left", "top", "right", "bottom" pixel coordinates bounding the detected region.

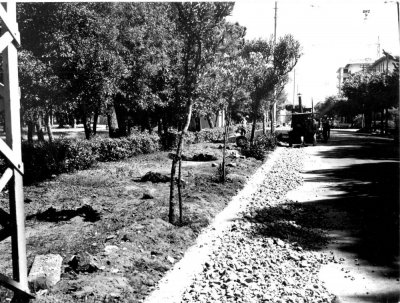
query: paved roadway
[{"left": 287, "top": 129, "right": 400, "bottom": 303}]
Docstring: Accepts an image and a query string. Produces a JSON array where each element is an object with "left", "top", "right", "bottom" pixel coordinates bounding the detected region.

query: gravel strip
[{"left": 145, "top": 147, "right": 335, "bottom": 303}]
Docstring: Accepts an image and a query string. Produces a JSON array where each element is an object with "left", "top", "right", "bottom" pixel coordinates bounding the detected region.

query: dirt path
[{"left": 287, "top": 130, "right": 400, "bottom": 302}]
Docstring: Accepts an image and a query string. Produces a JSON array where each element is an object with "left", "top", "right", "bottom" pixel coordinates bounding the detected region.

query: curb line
[{"left": 143, "top": 147, "right": 284, "bottom": 303}]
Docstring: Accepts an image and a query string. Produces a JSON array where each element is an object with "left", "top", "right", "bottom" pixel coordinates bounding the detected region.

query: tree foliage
[
  {"left": 341, "top": 64, "right": 398, "bottom": 131},
  {"left": 241, "top": 35, "right": 301, "bottom": 143}
]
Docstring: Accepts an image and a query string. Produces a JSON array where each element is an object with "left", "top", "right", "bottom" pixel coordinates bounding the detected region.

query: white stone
[{"left": 28, "top": 254, "right": 63, "bottom": 291}]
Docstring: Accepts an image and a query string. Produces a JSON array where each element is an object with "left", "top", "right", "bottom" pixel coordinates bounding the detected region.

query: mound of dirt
[
  {"left": 183, "top": 153, "right": 218, "bottom": 162},
  {"left": 139, "top": 172, "right": 170, "bottom": 183}
]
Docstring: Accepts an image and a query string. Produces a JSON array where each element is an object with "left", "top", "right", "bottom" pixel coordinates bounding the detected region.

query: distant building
[
  {"left": 368, "top": 52, "right": 399, "bottom": 73},
  {"left": 189, "top": 110, "right": 225, "bottom": 131},
  {"left": 337, "top": 52, "right": 399, "bottom": 94},
  {"left": 337, "top": 62, "right": 372, "bottom": 94}
]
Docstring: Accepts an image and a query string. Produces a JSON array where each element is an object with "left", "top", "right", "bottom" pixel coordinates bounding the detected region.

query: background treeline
[
  {"left": 315, "top": 64, "right": 399, "bottom": 134},
  {"left": 13, "top": 2, "right": 303, "bottom": 218},
  {"left": 16, "top": 2, "right": 300, "bottom": 143}
]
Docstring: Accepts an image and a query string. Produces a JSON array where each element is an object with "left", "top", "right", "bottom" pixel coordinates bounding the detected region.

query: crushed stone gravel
[{"left": 145, "top": 147, "right": 336, "bottom": 303}]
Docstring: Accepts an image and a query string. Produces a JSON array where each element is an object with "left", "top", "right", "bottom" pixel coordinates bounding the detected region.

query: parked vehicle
[
  {"left": 288, "top": 113, "right": 318, "bottom": 146},
  {"left": 277, "top": 112, "right": 319, "bottom": 147}
]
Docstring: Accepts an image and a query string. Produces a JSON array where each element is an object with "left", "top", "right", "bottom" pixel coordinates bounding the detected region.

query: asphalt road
[{"left": 287, "top": 129, "right": 400, "bottom": 303}]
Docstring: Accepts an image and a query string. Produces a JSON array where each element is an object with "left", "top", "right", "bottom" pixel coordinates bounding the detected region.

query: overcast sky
[{"left": 227, "top": 0, "right": 399, "bottom": 107}]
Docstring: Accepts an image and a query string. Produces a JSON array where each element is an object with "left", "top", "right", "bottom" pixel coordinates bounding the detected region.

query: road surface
[{"left": 287, "top": 129, "right": 400, "bottom": 302}]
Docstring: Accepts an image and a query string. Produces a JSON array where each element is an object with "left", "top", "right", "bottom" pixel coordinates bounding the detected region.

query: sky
[{"left": 226, "top": 0, "right": 399, "bottom": 107}]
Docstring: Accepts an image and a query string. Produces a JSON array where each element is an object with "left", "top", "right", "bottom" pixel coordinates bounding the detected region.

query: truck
[{"left": 277, "top": 112, "right": 322, "bottom": 147}]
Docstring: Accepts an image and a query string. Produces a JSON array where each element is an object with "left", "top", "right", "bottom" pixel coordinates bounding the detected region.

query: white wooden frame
[{"left": 0, "top": 2, "right": 33, "bottom": 301}]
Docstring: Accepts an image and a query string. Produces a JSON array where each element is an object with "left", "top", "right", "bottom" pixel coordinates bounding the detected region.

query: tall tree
[
  {"left": 197, "top": 55, "right": 250, "bottom": 181},
  {"left": 168, "top": 2, "right": 234, "bottom": 224},
  {"left": 18, "top": 50, "right": 62, "bottom": 142},
  {"left": 241, "top": 35, "right": 300, "bottom": 143},
  {"left": 18, "top": 3, "right": 127, "bottom": 139}
]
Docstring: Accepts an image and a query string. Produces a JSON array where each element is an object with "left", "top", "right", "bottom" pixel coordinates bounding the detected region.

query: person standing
[{"left": 322, "top": 116, "right": 330, "bottom": 142}]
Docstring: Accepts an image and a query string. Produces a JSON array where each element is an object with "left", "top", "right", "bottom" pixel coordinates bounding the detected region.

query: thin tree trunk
[
  {"left": 207, "top": 114, "right": 215, "bottom": 128},
  {"left": 69, "top": 115, "right": 76, "bottom": 128},
  {"left": 262, "top": 108, "right": 267, "bottom": 135},
  {"left": 35, "top": 118, "right": 45, "bottom": 142},
  {"left": 147, "top": 115, "right": 152, "bottom": 134},
  {"left": 380, "top": 108, "right": 384, "bottom": 134},
  {"left": 385, "top": 108, "right": 389, "bottom": 135},
  {"left": 93, "top": 110, "right": 99, "bottom": 136},
  {"left": 169, "top": 100, "right": 193, "bottom": 224},
  {"left": 270, "top": 101, "right": 277, "bottom": 133},
  {"left": 250, "top": 116, "right": 257, "bottom": 146},
  {"left": 83, "top": 114, "right": 92, "bottom": 140},
  {"left": 107, "top": 105, "right": 118, "bottom": 137},
  {"left": 114, "top": 102, "right": 127, "bottom": 137},
  {"left": 178, "top": 158, "right": 183, "bottom": 224},
  {"left": 27, "top": 121, "right": 34, "bottom": 143},
  {"left": 45, "top": 114, "right": 53, "bottom": 143},
  {"left": 158, "top": 119, "right": 163, "bottom": 136},
  {"left": 222, "top": 113, "right": 229, "bottom": 183}
]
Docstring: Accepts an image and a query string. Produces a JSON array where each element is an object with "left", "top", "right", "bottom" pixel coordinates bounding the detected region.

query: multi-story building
[
  {"left": 337, "top": 62, "right": 371, "bottom": 94},
  {"left": 368, "top": 52, "right": 399, "bottom": 73},
  {"left": 337, "top": 52, "right": 399, "bottom": 94}
]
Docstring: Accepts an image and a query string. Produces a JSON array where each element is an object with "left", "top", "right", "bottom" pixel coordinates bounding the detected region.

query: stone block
[{"left": 28, "top": 254, "right": 63, "bottom": 292}]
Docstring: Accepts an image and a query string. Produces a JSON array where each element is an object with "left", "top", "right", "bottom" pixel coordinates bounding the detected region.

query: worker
[{"left": 322, "top": 116, "right": 330, "bottom": 142}]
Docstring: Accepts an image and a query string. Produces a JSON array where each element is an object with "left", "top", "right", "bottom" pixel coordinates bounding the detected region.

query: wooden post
[{"left": 0, "top": 2, "right": 33, "bottom": 301}]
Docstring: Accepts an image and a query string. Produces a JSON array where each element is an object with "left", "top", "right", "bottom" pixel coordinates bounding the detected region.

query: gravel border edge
[{"left": 143, "top": 147, "right": 284, "bottom": 303}]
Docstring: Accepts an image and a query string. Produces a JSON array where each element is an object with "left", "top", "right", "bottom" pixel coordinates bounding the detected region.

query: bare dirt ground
[{"left": 0, "top": 141, "right": 262, "bottom": 302}]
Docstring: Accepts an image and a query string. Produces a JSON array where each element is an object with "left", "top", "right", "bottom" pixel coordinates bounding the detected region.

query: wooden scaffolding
[{"left": 0, "top": 2, "right": 33, "bottom": 302}]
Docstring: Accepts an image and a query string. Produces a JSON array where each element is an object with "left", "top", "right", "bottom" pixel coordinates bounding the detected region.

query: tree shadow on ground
[
  {"left": 27, "top": 204, "right": 101, "bottom": 222},
  {"left": 247, "top": 131, "right": 399, "bottom": 279},
  {"left": 322, "top": 130, "right": 399, "bottom": 161},
  {"left": 310, "top": 130, "right": 399, "bottom": 271},
  {"left": 246, "top": 201, "right": 330, "bottom": 250},
  {"left": 346, "top": 290, "right": 400, "bottom": 303},
  {"left": 301, "top": 162, "right": 400, "bottom": 271}
]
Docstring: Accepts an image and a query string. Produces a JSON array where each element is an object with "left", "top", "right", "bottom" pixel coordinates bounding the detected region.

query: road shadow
[
  {"left": 322, "top": 130, "right": 399, "bottom": 161},
  {"left": 305, "top": 162, "right": 399, "bottom": 269},
  {"left": 247, "top": 130, "right": 400, "bottom": 279},
  {"left": 245, "top": 200, "right": 330, "bottom": 250},
  {"left": 311, "top": 130, "right": 399, "bottom": 271}
]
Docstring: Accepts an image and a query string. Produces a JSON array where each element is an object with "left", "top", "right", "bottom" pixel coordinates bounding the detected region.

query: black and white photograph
[{"left": 0, "top": 1, "right": 398, "bottom": 302}]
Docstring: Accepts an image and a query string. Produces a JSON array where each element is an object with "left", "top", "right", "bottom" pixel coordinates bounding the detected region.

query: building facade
[
  {"left": 368, "top": 53, "right": 398, "bottom": 74},
  {"left": 337, "top": 62, "right": 372, "bottom": 94},
  {"left": 337, "top": 52, "right": 399, "bottom": 94}
]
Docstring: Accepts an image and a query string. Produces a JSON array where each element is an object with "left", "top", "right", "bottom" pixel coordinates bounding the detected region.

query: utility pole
[
  {"left": 311, "top": 98, "right": 314, "bottom": 116},
  {"left": 274, "top": 1, "right": 277, "bottom": 45},
  {"left": 397, "top": 1, "right": 400, "bottom": 142},
  {"left": 271, "top": 1, "right": 278, "bottom": 133},
  {"left": 377, "top": 36, "right": 381, "bottom": 59},
  {"left": 292, "top": 69, "right": 296, "bottom": 109}
]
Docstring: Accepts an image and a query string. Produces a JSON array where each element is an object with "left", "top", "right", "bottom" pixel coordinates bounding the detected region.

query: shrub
[
  {"left": 161, "top": 127, "right": 225, "bottom": 150},
  {"left": 60, "top": 139, "right": 98, "bottom": 172},
  {"left": 194, "top": 128, "right": 224, "bottom": 143},
  {"left": 242, "top": 132, "right": 277, "bottom": 160},
  {"left": 19, "top": 132, "right": 160, "bottom": 184},
  {"left": 21, "top": 139, "right": 98, "bottom": 184},
  {"left": 92, "top": 132, "right": 160, "bottom": 162}
]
